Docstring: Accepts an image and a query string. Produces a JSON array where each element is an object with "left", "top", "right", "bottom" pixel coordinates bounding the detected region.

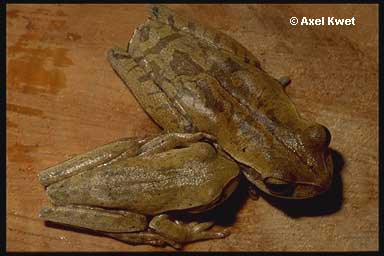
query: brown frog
[
  {"left": 39, "top": 133, "right": 239, "bottom": 248},
  {"left": 108, "top": 5, "right": 333, "bottom": 199},
  {"left": 39, "top": 5, "right": 334, "bottom": 249}
]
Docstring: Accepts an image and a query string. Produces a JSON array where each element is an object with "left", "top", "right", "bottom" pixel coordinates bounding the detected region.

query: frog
[
  {"left": 39, "top": 132, "right": 240, "bottom": 248},
  {"left": 107, "top": 4, "right": 334, "bottom": 199}
]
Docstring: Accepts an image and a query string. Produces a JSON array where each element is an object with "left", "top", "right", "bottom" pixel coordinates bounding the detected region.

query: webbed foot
[{"left": 149, "top": 214, "right": 230, "bottom": 247}]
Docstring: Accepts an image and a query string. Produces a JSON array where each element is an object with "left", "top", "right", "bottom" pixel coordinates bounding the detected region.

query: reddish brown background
[{"left": 6, "top": 4, "right": 378, "bottom": 251}]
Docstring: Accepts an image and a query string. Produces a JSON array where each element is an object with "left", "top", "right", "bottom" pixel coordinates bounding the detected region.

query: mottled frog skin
[
  {"left": 108, "top": 5, "right": 333, "bottom": 199},
  {"left": 39, "top": 133, "right": 239, "bottom": 248},
  {"left": 39, "top": 5, "right": 334, "bottom": 249}
]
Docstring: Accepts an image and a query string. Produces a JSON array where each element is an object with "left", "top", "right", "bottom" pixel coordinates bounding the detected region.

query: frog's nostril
[{"left": 303, "top": 124, "right": 331, "bottom": 150}]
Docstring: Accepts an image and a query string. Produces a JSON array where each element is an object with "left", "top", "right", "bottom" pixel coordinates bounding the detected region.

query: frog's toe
[
  {"left": 196, "top": 132, "right": 216, "bottom": 141},
  {"left": 189, "top": 226, "right": 231, "bottom": 241},
  {"left": 149, "top": 214, "right": 230, "bottom": 245},
  {"left": 107, "top": 47, "right": 131, "bottom": 59},
  {"left": 191, "top": 221, "right": 214, "bottom": 232},
  {"left": 187, "top": 221, "right": 198, "bottom": 227},
  {"left": 107, "top": 231, "right": 182, "bottom": 249}
]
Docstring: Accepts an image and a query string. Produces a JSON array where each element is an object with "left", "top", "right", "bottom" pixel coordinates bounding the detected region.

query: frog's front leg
[
  {"left": 149, "top": 214, "right": 230, "bottom": 246},
  {"left": 248, "top": 185, "right": 260, "bottom": 200}
]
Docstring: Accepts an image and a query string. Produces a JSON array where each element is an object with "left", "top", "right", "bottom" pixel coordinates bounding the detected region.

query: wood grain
[{"left": 6, "top": 4, "right": 378, "bottom": 251}]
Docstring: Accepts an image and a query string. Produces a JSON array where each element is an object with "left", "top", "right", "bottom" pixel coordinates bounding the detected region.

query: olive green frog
[
  {"left": 39, "top": 133, "right": 239, "bottom": 248},
  {"left": 39, "top": 4, "right": 334, "bottom": 249},
  {"left": 108, "top": 5, "right": 333, "bottom": 199}
]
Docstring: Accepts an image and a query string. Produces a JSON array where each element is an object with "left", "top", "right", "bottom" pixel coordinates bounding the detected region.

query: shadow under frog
[
  {"left": 177, "top": 148, "right": 344, "bottom": 224},
  {"left": 255, "top": 149, "right": 344, "bottom": 218}
]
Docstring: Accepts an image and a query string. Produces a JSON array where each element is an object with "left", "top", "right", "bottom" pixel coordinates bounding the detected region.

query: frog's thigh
[
  {"left": 38, "top": 138, "right": 143, "bottom": 186},
  {"left": 139, "top": 132, "right": 216, "bottom": 155},
  {"left": 148, "top": 5, "right": 261, "bottom": 68},
  {"left": 107, "top": 48, "right": 194, "bottom": 133},
  {"left": 149, "top": 214, "right": 230, "bottom": 245},
  {"left": 40, "top": 205, "right": 147, "bottom": 233}
]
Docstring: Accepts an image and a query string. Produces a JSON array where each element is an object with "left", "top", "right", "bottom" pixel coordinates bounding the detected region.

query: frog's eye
[
  {"left": 303, "top": 124, "right": 331, "bottom": 150},
  {"left": 264, "top": 177, "right": 294, "bottom": 196}
]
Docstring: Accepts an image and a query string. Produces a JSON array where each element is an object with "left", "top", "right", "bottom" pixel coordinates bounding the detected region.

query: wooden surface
[{"left": 6, "top": 4, "right": 378, "bottom": 252}]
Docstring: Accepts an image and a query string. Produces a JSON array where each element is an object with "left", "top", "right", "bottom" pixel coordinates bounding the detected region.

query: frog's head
[{"left": 238, "top": 122, "right": 333, "bottom": 200}]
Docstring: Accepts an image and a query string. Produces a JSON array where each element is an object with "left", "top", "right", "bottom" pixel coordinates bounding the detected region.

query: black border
[
  {"left": 378, "top": 2, "right": 383, "bottom": 255},
  {"left": 4, "top": 0, "right": 384, "bottom": 4},
  {"left": 2, "top": 1, "right": 6, "bottom": 255},
  {"left": 3, "top": 0, "right": 382, "bottom": 255}
]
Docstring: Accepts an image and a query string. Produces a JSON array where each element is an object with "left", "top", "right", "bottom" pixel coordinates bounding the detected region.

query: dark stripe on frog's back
[
  {"left": 131, "top": 18, "right": 312, "bottom": 165},
  {"left": 142, "top": 33, "right": 182, "bottom": 56},
  {"left": 170, "top": 50, "right": 204, "bottom": 77},
  {"left": 133, "top": 27, "right": 285, "bottom": 137},
  {"left": 148, "top": 5, "right": 261, "bottom": 68},
  {"left": 137, "top": 33, "right": 272, "bottom": 127},
  {"left": 128, "top": 19, "right": 182, "bottom": 58}
]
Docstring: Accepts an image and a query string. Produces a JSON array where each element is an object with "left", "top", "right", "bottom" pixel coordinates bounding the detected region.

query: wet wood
[{"left": 6, "top": 4, "right": 378, "bottom": 251}]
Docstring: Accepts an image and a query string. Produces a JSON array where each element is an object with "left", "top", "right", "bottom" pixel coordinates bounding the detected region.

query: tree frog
[
  {"left": 39, "top": 133, "right": 239, "bottom": 248},
  {"left": 107, "top": 5, "right": 333, "bottom": 199}
]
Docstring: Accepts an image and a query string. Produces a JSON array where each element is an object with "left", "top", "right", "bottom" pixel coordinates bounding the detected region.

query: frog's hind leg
[
  {"left": 139, "top": 132, "right": 216, "bottom": 156},
  {"left": 40, "top": 205, "right": 148, "bottom": 233},
  {"left": 40, "top": 205, "right": 182, "bottom": 248},
  {"left": 107, "top": 48, "right": 195, "bottom": 133},
  {"left": 38, "top": 137, "right": 145, "bottom": 186},
  {"left": 148, "top": 4, "right": 261, "bottom": 69},
  {"left": 149, "top": 214, "right": 230, "bottom": 246}
]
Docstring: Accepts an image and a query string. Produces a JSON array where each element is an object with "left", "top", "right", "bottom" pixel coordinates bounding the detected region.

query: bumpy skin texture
[
  {"left": 39, "top": 132, "right": 239, "bottom": 248},
  {"left": 108, "top": 5, "right": 333, "bottom": 199}
]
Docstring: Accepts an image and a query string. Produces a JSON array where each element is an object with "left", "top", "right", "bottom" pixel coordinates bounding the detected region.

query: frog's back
[
  {"left": 109, "top": 5, "right": 332, "bottom": 195},
  {"left": 46, "top": 142, "right": 239, "bottom": 215},
  {"left": 126, "top": 6, "right": 316, "bottom": 176}
]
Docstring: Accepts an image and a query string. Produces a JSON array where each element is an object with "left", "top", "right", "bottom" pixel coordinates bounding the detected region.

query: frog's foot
[
  {"left": 278, "top": 76, "right": 291, "bottom": 87},
  {"left": 108, "top": 47, "right": 131, "bottom": 59},
  {"left": 139, "top": 132, "right": 217, "bottom": 156},
  {"left": 106, "top": 231, "right": 182, "bottom": 249},
  {"left": 149, "top": 214, "right": 230, "bottom": 247}
]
